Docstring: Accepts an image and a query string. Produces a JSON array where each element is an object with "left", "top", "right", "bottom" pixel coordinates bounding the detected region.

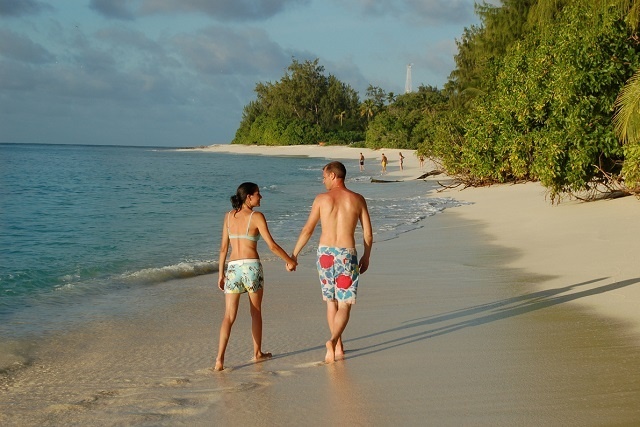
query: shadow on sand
[{"left": 346, "top": 276, "right": 640, "bottom": 359}]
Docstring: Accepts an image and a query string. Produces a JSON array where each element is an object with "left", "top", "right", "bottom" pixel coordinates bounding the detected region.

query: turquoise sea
[{"left": 0, "top": 143, "right": 463, "bottom": 340}]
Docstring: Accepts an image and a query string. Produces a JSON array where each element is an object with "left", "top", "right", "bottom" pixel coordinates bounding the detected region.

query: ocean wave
[
  {"left": 348, "top": 175, "right": 373, "bottom": 182},
  {"left": 119, "top": 261, "right": 218, "bottom": 285}
]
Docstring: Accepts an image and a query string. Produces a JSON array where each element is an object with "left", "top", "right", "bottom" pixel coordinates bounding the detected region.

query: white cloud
[
  {"left": 0, "top": 0, "right": 481, "bottom": 145},
  {"left": 345, "top": 0, "right": 476, "bottom": 25},
  {"left": 171, "top": 26, "right": 290, "bottom": 76},
  {"left": 89, "top": 0, "right": 311, "bottom": 21},
  {"left": 0, "top": 28, "right": 55, "bottom": 63},
  {"left": 0, "top": 0, "right": 52, "bottom": 17}
]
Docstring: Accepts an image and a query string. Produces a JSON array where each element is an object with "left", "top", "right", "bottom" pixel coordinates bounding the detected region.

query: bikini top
[{"left": 227, "top": 211, "right": 260, "bottom": 242}]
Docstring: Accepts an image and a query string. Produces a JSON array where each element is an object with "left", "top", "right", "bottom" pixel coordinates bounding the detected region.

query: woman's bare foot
[
  {"left": 253, "top": 351, "right": 273, "bottom": 362},
  {"left": 325, "top": 340, "right": 335, "bottom": 363},
  {"left": 213, "top": 360, "right": 224, "bottom": 371}
]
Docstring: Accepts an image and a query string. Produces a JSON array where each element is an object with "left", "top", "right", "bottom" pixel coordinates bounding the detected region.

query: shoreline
[{"left": 182, "top": 143, "right": 433, "bottom": 181}]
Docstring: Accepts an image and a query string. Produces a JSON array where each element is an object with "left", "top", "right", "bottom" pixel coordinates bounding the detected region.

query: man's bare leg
[
  {"left": 326, "top": 301, "right": 345, "bottom": 359},
  {"left": 214, "top": 294, "right": 241, "bottom": 371},
  {"left": 325, "top": 302, "right": 351, "bottom": 363},
  {"left": 248, "top": 289, "right": 272, "bottom": 361}
]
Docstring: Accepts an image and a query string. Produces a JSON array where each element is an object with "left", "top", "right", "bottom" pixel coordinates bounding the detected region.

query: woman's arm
[
  {"left": 218, "top": 214, "right": 230, "bottom": 290},
  {"left": 254, "top": 212, "right": 297, "bottom": 269}
]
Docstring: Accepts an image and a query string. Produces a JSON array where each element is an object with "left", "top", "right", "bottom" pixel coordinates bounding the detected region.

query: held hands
[{"left": 286, "top": 254, "right": 298, "bottom": 272}]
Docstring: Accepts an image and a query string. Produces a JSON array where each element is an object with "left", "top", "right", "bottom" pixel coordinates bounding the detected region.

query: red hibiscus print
[
  {"left": 336, "top": 275, "right": 352, "bottom": 289},
  {"left": 319, "top": 254, "right": 334, "bottom": 269}
]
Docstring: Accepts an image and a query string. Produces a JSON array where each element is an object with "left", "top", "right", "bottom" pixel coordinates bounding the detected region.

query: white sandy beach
[{"left": 2, "top": 143, "right": 640, "bottom": 426}]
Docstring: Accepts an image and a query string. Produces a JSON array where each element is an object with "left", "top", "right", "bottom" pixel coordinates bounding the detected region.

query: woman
[{"left": 214, "top": 182, "right": 296, "bottom": 371}]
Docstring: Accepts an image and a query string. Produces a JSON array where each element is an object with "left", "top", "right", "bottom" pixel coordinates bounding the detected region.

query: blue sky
[{"left": 0, "top": 0, "right": 490, "bottom": 147}]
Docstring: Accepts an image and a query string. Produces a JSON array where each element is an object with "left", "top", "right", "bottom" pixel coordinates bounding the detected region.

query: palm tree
[
  {"left": 335, "top": 110, "right": 346, "bottom": 126},
  {"left": 387, "top": 92, "right": 396, "bottom": 105},
  {"left": 359, "top": 99, "right": 375, "bottom": 122},
  {"left": 611, "top": 0, "right": 640, "bottom": 144},
  {"left": 614, "top": 69, "right": 640, "bottom": 145},
  {"left": 610, "top": 0, "right": 640, "bottom": 189}
]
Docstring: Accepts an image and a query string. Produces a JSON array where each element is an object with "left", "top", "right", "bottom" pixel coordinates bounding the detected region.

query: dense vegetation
[
  {"left": 234, "top": 0, "right": 640, "bottom": 200},
  {"left": 233, "top": 59, "right": 364, "bottom": 146}
]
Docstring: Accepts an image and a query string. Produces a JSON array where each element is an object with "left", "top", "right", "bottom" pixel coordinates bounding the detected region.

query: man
[
  {"left": 359, "top": 153, "right": 365, "bottom": 171},
  {"left": 291, "top": 161, "right": 373, "bottom": 363},
  {"left": 381, "top": 153, "right": 388, "bottom": 174}
]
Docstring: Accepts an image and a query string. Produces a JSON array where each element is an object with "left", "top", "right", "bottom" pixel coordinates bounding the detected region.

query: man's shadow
[{"left": 345, "top": 277, "right": 640, "bottom": 359}]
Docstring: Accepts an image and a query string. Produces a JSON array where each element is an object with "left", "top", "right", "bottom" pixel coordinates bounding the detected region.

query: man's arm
[
  {"left": 358, "top": 196, "right": 373, "bottom": 274},
  {"left": 292, "top": 197, "right": 321, "bottom": 259}
]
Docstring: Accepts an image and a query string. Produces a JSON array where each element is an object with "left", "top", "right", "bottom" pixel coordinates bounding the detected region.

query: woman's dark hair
[{"left": 230, "top": 182, "right": 259, "bottom": 210}]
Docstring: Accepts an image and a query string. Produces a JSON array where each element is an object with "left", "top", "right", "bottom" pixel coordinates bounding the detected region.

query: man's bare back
[
  {"left": 292, "top": 164, "right": 372, "bottom": 269},
  {"left": 316, "top": 186, "right": 368, "bottom": 249}
]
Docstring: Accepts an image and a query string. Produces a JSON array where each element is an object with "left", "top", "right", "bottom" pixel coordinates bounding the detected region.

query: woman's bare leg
[
  {"left": 214, "top": 293, "right": 241, "bottom": 371},
  {"left": 248, "top": 289, "right": 272, "bottom": 361}
]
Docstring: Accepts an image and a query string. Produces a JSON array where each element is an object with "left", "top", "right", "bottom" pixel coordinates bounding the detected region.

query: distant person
[
  {"left": 419, "top": 155, "right": 425, "bottom": 169},
  {"left": 214, "top": 182, "right": 297, "bottom": 371},
  {"left": 291, "top": 161, "right": 373, "bottom": 363},
  {"left": 381, "top": 153, "right": 388, "bottom": 174},
  {"left": 399, "top": 152, "right": 405, "bottom": 171},
  {"left": 359, "top": 153, "right": 365, "bottom": 171}
]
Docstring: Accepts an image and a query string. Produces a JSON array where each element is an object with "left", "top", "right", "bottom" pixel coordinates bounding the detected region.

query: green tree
[
  {"left": 233, "top": 58, "right": 363, "bottom": 146},
  {"left": 444, "top": 1, "right": 640, "bottom": 199},
  {"left": 365, "top": 85, "right": 448, "bottom": 150},
  {"left": 365, "top": 85, "right": 387, "bottom": 111},
  {"left": 611, "top": 0, "right": 640, "bottom": 191},
  {"left": 359, "top": 99, "right": 375, "bottom": 123}
]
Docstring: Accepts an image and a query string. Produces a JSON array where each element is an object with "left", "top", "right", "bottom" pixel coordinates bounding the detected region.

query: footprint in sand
[
  {"left": 202, "top": 366, "right": 235, "bottom": 374},
  {"left": 156, "top": 377, "right": 192, "bottom": 387},
  {"left": 294, "top": 361, "right": 326, "bottom": 368},
  {"left": 248, "top": 369, "right": 294, "bottom": 377}
]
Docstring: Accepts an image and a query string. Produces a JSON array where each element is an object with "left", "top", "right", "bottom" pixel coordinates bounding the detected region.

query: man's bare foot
[
  {"left": 253, "top": 351, "right": 272, "bottom": 362},
  {"left": 213, "top": 360, "right": 224, "bottom": 371},
  {"left": 335, "top": 342, "right": 345, "bottom": 360},
  {"left": 325, "top": 340, "right": 335, "bottom": 363}
]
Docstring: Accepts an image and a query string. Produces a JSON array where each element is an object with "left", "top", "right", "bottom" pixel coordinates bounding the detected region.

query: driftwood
[
  {"left": 416, "top": 170, "right": 443, "bottom": 180},
  {"left": 371, "top": 169, "right": 445, "bottom": 183},
  {"left": 371, "top": 178, "right": 402, "bottom": 183}
]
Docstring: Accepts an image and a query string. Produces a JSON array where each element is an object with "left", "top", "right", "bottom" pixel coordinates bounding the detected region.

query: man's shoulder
[
  {"left": 338, "top": 188, "right": 367, "bottom": 205},
  {"left": 314, "top": 192, "right": 330, "bottom": 201}
]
